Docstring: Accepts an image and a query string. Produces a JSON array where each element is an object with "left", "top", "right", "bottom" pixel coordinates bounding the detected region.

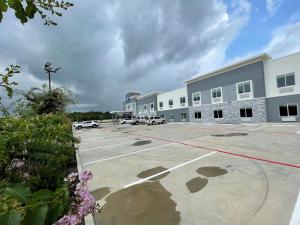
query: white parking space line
[
  {"left": 248, "top": 125, "right": 266, "bottom": 132},
  {"left": 124, "top": 151, "right": 217, "bottom": 188},
  {"left": 289, "top": 190, "right": 300, "bottom": 225},
  {"left": 297, "top": 131, "right": 300, "bottom": 135},
  {"left": 79, "top": 140, "right": 134, "bottom": 153},
  {"left": 83, "top": 143, "right": 176, "bottom": 166}
]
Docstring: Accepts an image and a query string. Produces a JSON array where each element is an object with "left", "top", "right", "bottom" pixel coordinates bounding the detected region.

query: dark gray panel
[
  {"left": 187, "top": 61, "right": 265, "bottom": 106},
  {"left": 137, "top": 95, "right": 158, "bottom": 111},
  {"left": 157, "top": 108, "right": 189, "bottom": 122},
  {"left": 266, "top": 94, "right": 300, "bottom": 122}
]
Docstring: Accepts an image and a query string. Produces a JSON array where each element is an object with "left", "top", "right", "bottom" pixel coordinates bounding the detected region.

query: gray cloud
[{"left": 0, "top": 0, "right": 251, "bottom": 111}]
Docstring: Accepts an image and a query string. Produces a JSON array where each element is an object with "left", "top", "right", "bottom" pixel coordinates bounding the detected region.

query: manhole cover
[{"left": 211, "top": 133, "right": 248, "bottom": 137}]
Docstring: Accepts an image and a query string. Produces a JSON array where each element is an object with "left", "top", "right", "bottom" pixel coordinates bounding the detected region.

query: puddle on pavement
[
  {"left": 186, "top": 177, "right": 208, "bottom": 193},
  {"left": 211, "top": 133, "right": 248, "bottom": 137},
  {"left": 132, "top": 140, "right": 152, "bottom": 146},
  {"left": 91, "top": 187, "right": 111, "bottom": 201},
  {"left": 137, "top": 166, "right": 170, "bottom": 181},
  {"left": 94, "top": 181, "right": 180, "bottom": 225},
  {"left": 196, "top": 166, "right": 228, "bottom": 177}
]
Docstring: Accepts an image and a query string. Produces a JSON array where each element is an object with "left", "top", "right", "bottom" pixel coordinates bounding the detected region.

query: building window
[
  {"left": 240, "top": 108, "right": 253, "bottom": 118},
  {"left": 170, "top": 114, "right": 175, "bottom": 121},
  {"left": 194, "top": 111, "right": 201, "bottom": 119},
  {"left": 161, "top": 114, "right": 164, "bottom": 118},
  {"left": 277, "top": 73, "right": 295, "bottom": 88},
  {"left": 180, "top": 97, "right": 186, "bottom": 106},
  {"left": 150, "top": 103, "right": 154, "bottom": 111},
  {"left": 192, "top": 92, "right": 201, "bottom": 105},
  {"left": 169, "top": 99, "right": 173, "bottom": 108},
  {"left": 159, "top": 101, "right": 163, "bottom": 109},
  {"left": 211, "top": 87, "right": 222, "bottom": 103},
  {"left": 144, "top": 105, "right": 147, "bottom": 112},
  {"left": 279, "top": 104, "right": 298, "bottom": 117},
  {"left": 181, "top": 113, "right": 187, "bottom": 121},
  {"left": 238, "top": 81, "right": 251, "bottom": 94},
  {"left": 236, "top": 80, "right": 253, "bottom": 100},
  {"left": 214, "top": 110, "right": 223, "bottom": 119}
]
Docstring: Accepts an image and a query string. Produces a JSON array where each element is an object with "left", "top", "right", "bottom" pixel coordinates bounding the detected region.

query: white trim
[
  {"left": 289, "top": 190, "right": 300, "bottom": 225},
  {"left": 186, "top": 53, "right": 271, "bottom": 84},
  {"left": 236, "top": 80, "right": 253, "bottom": 101},
  {"left": 192, "top": 92, "right": 201, "bottom": 106},
  {"left": 211, "top": 87, "right": 223, "bottom": 104},
  {"left": 124, "top": 151, "right": 217, "bottom": 188}
]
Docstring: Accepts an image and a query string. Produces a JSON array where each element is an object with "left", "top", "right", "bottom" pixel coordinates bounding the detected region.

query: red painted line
[{"left": 132, "top": 134, "right": 300, "bottom": 169}]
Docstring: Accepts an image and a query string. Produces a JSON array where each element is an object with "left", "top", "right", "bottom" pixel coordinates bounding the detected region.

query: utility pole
[{"left": 44, "top": 62, "right": 61, "bottom": 93}]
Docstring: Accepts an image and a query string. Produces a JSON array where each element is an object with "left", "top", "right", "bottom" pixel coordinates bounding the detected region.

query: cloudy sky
[{"left": 1, "top": 0, "right": 300, "bottom": 111}]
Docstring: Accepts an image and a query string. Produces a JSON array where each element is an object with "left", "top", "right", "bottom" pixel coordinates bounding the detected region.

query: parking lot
[{"left": 74, "top": 122, "right": 300, "bottom": 225}]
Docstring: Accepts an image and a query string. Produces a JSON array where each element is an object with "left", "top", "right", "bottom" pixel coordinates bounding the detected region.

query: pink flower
[
  {"left": 11, "top": 159, "right": 25, "bottom": 169},
  {"left": 65, "top": 172, "right": 78, "bottom": 183},
  {"left": 79, "top": 170, "right": 93, "bottom": 184},
  {"left": 54, "top": 214, "right": 79, "bottom": 225}
]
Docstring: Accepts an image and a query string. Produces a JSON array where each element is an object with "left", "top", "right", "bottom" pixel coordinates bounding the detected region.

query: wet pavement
[{"left": 74, "top": 122, "right": 300, "bottom": 225}]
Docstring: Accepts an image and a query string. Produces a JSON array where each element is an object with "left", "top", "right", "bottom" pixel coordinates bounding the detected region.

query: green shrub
[{"left": 0, "top": 114, "right": 76, "bottom": 190}]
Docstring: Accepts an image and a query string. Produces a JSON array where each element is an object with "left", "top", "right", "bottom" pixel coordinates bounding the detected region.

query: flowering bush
[
  {"left": 0, "top": 170, "right": 97, "bottom": 225},
  {"left": 55, "top": 169, "right": 97, "bottom": 225},
  {"left": 0, "top": 114, "right": 77, "bottom": 190}
]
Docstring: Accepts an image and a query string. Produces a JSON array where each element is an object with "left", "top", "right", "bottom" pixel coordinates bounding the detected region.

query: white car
[
  {"left": 131, "top": 117, "right": 146, "bottom": 125},
  {"left": 146, "top": 116, "right": 166, "bottom": 125},
  {"left": 120, "top": 118, "right": 133, "bottom": 124},
  {"left": 73, "top": 121, "right": 99, "bottom": 129}
]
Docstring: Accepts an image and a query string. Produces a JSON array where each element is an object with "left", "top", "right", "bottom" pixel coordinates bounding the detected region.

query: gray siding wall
[
  {"left": 189, "top": 98, "right": 267, "bottom": 123},
  {"left": 157, "top": 108, "right": 189, "bottom": 122},
  {"left": 266, "top": 94, "right": 300, "bottom": 122},
  {"left": 136, "top": 95, "right": 158, "bottom": 116},
  {"left": 187, "top": 61, "right": 266, "bottom": 106}
]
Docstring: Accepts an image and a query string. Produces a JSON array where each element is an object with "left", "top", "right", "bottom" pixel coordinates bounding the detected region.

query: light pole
[{"left": 44, "top": 62, "right": 61, "bottom": 93}]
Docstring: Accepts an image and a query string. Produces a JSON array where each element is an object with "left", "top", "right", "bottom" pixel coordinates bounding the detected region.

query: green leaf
[
  {"left": 0, "top": 0, "right": 8, "bottom": 12},
  {"left": 25, "top": 0, "right": 37, "bottom": 19},
  {"left": 22, "top": 205, "right": 48, "bottom": 225},
  {"left": 0, "top": 210, "right": 23, "bottom": 225},
  {"left": 46, "top": 201, "right": 64, "bottom": 224},
  {"left": 5, "top": 86, "right": 13, "bottom": 98},
  {"left": 29, "top": 189, "right": 54, "bottom": 203},
  {"left": 0, "top": 202, "right": 8, "bottom": 213},
  {"left": 4, "top": 183, "right": 32, "bottom": 204}
]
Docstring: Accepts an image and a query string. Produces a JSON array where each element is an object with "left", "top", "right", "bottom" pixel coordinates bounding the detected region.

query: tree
[
  {"left": 16, "top": 84, "right": 76, "bottom": 115},
  {"left": 0, "top": 0, "right": 74, "bottom": 26},
  {"left": 0, "top": 65, "right": 20, "bottom": 113}
]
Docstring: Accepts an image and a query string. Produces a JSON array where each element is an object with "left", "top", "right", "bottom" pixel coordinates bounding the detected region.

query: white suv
[
  {"left": 131, "top": 117, "right": 146, "bottom": 125},
  {"left": 73, "top": 121, "right": 99, "bottom": 129},
  {"left": 146, "top": 116, "right": 166, "bottom": 125}
]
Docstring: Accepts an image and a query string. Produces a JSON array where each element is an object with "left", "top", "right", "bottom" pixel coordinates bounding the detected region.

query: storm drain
[{"left": 211, "top": 133, "right": 248, "bottom": 137}]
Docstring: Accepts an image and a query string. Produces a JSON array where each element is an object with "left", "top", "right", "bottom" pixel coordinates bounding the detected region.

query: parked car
[
  {"left": 73, "top": 121, "right": 100, "bottom": 129},
  {"left": 146, "top": 116, "right": 166, "bottom": 125},
  {"left": 131, "top": 117, "right": 146, "bottom": 125},
  {"left": 120, "top": 118, "right": 133, "bottom": 124}
]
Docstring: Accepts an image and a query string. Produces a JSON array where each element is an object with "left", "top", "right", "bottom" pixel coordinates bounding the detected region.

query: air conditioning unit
[
  {"left": 212, "top": 97, "right": 222, "bottom": 103},
  {"left": 239, "top": 93, "right": 250, "bottom": 98},
  {"left": 279, "top": 86, "right": 294, "bottom": 93},
  {"left": 281, "top": 117, "right": 296, "bottom": 122}
]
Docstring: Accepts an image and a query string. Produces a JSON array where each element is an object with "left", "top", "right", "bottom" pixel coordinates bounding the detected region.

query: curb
[{"left": 74, "top": 129, "right": 96, "bottom": 225}]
